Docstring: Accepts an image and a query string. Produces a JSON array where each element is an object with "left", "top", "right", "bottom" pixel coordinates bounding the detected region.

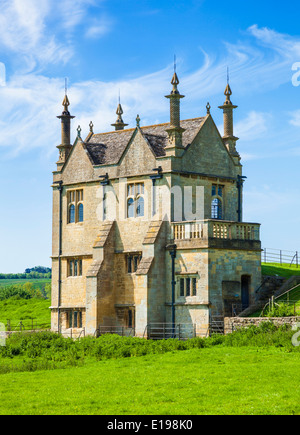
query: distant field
[{"left": 0, "top": 279, "right": 51, "bottom": 288}]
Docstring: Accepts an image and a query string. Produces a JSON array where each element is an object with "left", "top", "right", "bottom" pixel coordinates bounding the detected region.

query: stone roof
[{"left": 84, "top": 117, "right": 205, "bottom": 166}]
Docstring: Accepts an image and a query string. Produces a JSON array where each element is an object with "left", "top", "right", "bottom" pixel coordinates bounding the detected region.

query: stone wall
[
  {"left": 51, "top": 108, "right": 261, "bottom": 337},
  {"left": 209, "top": 249, "right": 261, "bottom": 318},
  {"left": 224, "top": 316, "right": 300, "bottom": 334}
]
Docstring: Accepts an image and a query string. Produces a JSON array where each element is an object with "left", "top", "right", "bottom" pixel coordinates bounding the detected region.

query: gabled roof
[{"left": 84, "top": 117, "right": 206, "bottom": 166}]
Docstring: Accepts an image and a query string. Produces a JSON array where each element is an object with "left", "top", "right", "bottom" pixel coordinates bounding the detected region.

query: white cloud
[
  {"left": 56, "top": 0, "right": 97, "bottom": 30},
  {"left": 217, "top": 111, "right": 270, "bottom": 143},
  {"left": 183, "top": 24, "right": 300, "bottom": 102},
  {"left": 289, "top": 110, "right": 300, "bottom": 127},
  {"left": 235, "top": 111, "right": 270, "bottom": 140},
  {"left": 0, "top": 25, "right": 300, "bottom": 159},
  {"left": 0, "top": 0, "right": 73, "bottom": 71},
  {"left": 85, "top": 16, "right": 113, "bottom": 39},
  {"left": 0, "top": 0, "right": 109, "bottom": 72}
]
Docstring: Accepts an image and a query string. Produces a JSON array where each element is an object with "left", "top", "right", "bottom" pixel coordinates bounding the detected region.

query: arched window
[
  {"left": 126, "top": 183, "right": 145, "bottom": 218},
  {"left": 67, "top": 189, "right": 84, "bottom": 224},
  {"left": 211, "top": 198, "right": 222, "bottom": 220},
  {"left": 127, "top": 198, "right": 134, "bottom": 218},
  {"left": 136, "top": 196, "right": 144, "bottom": 217},
  {"left": 78, "top": 203, "right": 84, "bottom": 222},
  {"left": 69, "top": 204, "right": 75, "bottom": 223}
]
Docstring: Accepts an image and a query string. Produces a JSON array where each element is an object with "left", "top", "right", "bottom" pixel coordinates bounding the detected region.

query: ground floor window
[
  {"left": 67, "top": 311, "right": 83, "bottom": 328},
  {"left": 179, "top": 276, "right": 198, "bottom": 297},
  {"left": 128, "top": 309, "right": 134, "bottom": 328},
  {"left": 127, "top": 253, "right": 142, "bottom": 273}
]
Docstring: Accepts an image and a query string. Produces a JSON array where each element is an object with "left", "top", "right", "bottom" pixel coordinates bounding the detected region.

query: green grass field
[
  {"left": 0, "top": 278, "right": 51, "bottom": 330},
  {"left": 0, "top": 270, "right": 300, "bottom": 415},
  {"left": 0, "top": 278, "right": 51, "bottom": 288},
  {"left": 0, "top": 299, "right": 51, "bottom": 330},
  {"left": 262, "top": 263, "right": 300, "bottom": 279},
  {"left": 0, "top": 325, "right": 299, "bottom": 415},
  {"left": 0, "top": 346, "right": 300, "bottom": 415},
  {"left": 259, "top": 264, "right": 300, "bottom": 316}
]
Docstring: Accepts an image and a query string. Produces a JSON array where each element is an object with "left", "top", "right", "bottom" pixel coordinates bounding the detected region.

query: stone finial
[
  {"left": 62, "top": 95, "right": 70, "bottom": 115},
  {"left": 218, "top": 81, "right": 240, "bottom": 165},
  {"left": 224, "top": 83, "right": 233, "bottom": 105},
  {"left": 77, "top": 125, "right": 82, "bottom": 139},
  {"left": 56, "top": 93, "right": 75, "bottom": 171},
  {"left": 165, "top": 72, "right": 185, "bottom": 129},
  {"left": 136, "top": 115, "right": 141, "bottom": 128},
  {"left": 170, "top": 72, "right": 180, "bottom": 95},
  {"left": 206, "top": 102, "right": 211, "bottom": 115},
  {"left": 111, "top": 102, "right": 128, "bottom": 131},
  {"left": 89, "top": 121, "right": 94, "bottom": 133},
  {"left": 164, "top": 70, "right": 185, "bottom": 153},
  {"left": 116, "top": 103, "right": 123, "bottom": 117}
]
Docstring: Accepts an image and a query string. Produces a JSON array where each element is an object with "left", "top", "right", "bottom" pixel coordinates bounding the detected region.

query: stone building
[{"left": 51, "top": 73, "right": 261, "bottom": 337}]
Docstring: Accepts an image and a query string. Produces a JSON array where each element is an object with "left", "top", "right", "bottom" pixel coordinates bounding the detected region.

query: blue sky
[{"left": 1, "top": 0, "right": 300, "bottom": 272}]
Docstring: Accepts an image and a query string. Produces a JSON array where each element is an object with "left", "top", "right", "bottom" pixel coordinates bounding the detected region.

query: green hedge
[{"left": 0, "top": 322, "right": 297, "bottom": 374}]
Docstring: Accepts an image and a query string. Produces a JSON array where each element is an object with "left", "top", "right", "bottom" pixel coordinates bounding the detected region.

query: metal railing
[
  {"left": 5, "top": 318, "right": 51, "bottom": 332},
  {"left": 260, "top": 299, "right": 299, "bottom": 317},
  {"left": 260, "top": 283, "right": 300, "bottom": 316},
  {"left": 209, "top": 316, "right": 225, "bottom": 335},
  {"left": 262, "top": 248, "right": 299, "bottom": 267},
  {"left": 230, "top": 304, "right": 246, "bottom": 317},
  {"left": 95, "top": 326, "right": 135, "bottom": 338},
  {"left": 55, "top": 328, "right": 85, "bottom": 339},
  {"left": 144, "top": 323, "right": 200, "bottom": 340}
]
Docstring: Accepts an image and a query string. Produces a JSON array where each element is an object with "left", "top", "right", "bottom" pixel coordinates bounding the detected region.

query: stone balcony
[{"left": 170, "top": 220, "right": 261, "bottom": 251}]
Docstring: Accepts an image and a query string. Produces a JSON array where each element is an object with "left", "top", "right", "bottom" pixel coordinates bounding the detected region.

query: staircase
[{"left": 239, "top": 275, "right": 300, "bottom": 317}]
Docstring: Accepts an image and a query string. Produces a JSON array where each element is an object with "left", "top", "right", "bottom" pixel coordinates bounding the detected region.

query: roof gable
[
  {"left": 117, "top": 128, "right": 158, "bottom": 176},
  {"left": 84, "top": 117, "right": 205, "bottom": 166},
  {"left": 181, "top": 115, "right": 237, "bottom": 177},
  {"left": 62, "top": 139, "right": 95, "bottom": 184}
]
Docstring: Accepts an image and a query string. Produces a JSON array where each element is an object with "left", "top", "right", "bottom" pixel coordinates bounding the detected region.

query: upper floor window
[
  {"left": 68, "top": 258, "right": 83, "bottom": 277},
  {"left": 211, "top": 198, "right": 222, "bottom": 220},
  {"left": 211, "top": 184, "right": 223, "bottom": 220},
  {"left": 78, "top": 203, "right": 84, "bottom": 222},
  {"left": 136, "top": 196, "right": 144, "bottom": 217},
  {"left": 127, "top": 198, "right": 135, "bottom": 218},
  {"left": 68, "top": 189, "right": 84, "bottom": 224},
  {"left": 69, "top": 204, "right": 75, "bottom": 224},
  {"left": 127, "top": 183, "right": 145, "bottom": 218}
]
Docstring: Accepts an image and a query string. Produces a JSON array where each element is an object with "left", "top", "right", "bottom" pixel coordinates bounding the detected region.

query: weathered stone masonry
[{"left": 51, "top": 73, "right": 262, "bottom": 337}]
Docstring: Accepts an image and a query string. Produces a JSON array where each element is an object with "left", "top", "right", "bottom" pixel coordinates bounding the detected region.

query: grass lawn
[
  {"left": 0, "top": 299, "right": 51, "bottom": 330},
  {"left": 0, "top": 346, "right": 299, "bottom": 415}
]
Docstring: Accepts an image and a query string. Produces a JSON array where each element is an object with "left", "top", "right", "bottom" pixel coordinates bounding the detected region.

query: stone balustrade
[{"left": 172, "top": 220, "right": 260, "bottom": 242}]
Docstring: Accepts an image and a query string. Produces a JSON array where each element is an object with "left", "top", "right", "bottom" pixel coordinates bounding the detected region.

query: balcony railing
[{"left": 172, "top": 220, "right": 260, "bottom": 242}]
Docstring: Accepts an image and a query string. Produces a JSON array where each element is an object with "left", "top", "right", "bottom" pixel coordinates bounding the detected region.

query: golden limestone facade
[{"left": 51, "top": 74, "right": 261, "bottom": 337}]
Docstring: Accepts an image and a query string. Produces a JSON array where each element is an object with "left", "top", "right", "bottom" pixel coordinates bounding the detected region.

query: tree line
[
  {"left": 0, "top": 282, "right": 51, "bottom": 301},
  {"left": 0, "top": 266, "right": 52, "bottom": 280}
]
